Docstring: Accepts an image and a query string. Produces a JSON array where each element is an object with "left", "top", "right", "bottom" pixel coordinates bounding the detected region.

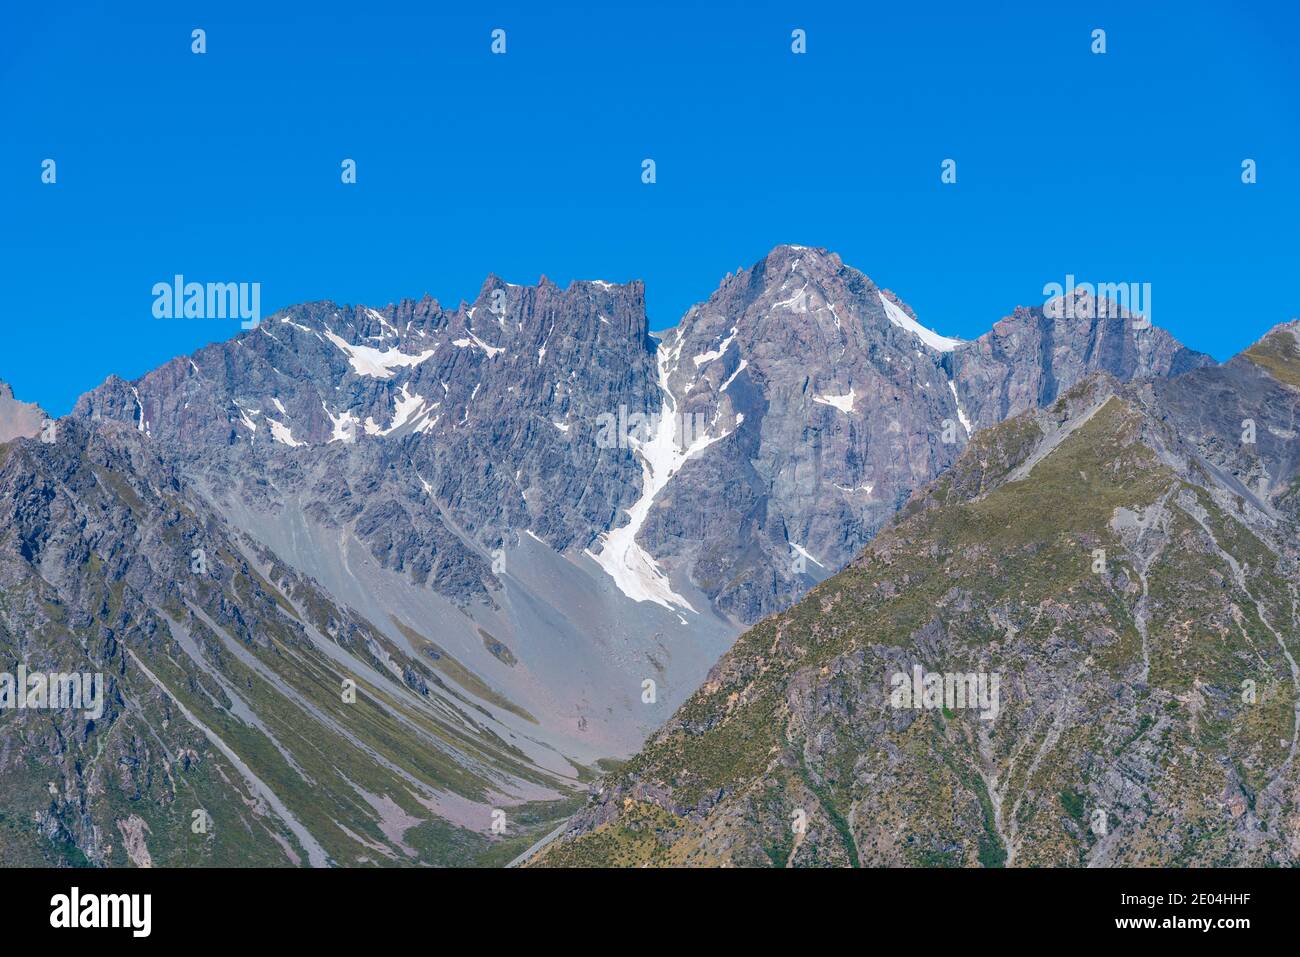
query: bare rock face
[
  {"left": 533, "top": 330, "right": 1300, "bottom": 868},
  {"left": 65, "top": 247, "right": 1213, "bottom": 631},
  {"left": 71, "top": 278, "right": 664, "bottom": 603},
  {"left": 631, "top": 246, "right": 1213, "bottom": 624},
  {"left": 0, "top": 381, "right": 46, "bottom": 443},
  {"left": 0, "top": 419, "right": 592, "bottom": 866},
  {"left": 2, "top": 244, "right": 1229, "bottom": 867},
  {"left": 60, "top": 275, "right": 740, "bottom": 811},
  {"left": 951, "top": 296, "right": 1213, "bottom": 432},
  {"left": 631, "top": 245, "right": 969, "bottom": 623},
  {"left": 61, "top": 247, "right": 1213, "bottom": 632}
]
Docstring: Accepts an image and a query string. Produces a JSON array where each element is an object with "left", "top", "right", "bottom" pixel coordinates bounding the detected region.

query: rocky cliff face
[
  {"left": 73, "top": 276, "right": 662, "bottom": 581},
  {"left": 631, "top": 246, "right": 1213, "bottom": 624},
  {"left": 0, "top": 419, "right": 587, "bottom": 866},
  {"left": 951, "top": 291, "right": 1212, "bottom": 432},
  {"left": 58, "top": 276, "right": 736, "bottom": 801},
  {"left": 530, "top": 327, "right": 1300, "bottom": 867},
  {"left": 2, "top": 245, "right": 1225, "bottom": 866},
  {"left": 0, "top": 381, "right": 45, "bottom": 444},
  {"left": 70, "top": 246, "right": 1210, "bottom": 629}
]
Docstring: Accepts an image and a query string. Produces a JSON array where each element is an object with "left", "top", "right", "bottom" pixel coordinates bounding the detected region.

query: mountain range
[
  {"left": 530, "top": 320, "right": 1300, "bottom": 866},
  {"left": 5, "top": 244, "right": 1290, "bottom": 868}
]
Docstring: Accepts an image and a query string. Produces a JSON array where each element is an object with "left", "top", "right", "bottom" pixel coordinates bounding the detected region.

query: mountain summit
[
  {"left": 1, "top": 245, "right": 1232, "bottom": 866},
  {"left": 530, "top": 325, "right": 1300, "bottom": 867},
  {"left": 627, "top": 244, "right": 1212, "bottom": 622},
  {"left": 0, "top": 381, "right": 46, "bottom": 443}
]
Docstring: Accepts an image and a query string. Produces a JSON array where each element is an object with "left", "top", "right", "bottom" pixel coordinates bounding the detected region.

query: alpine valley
[{"left": 4, "top": 245, "right": 1293, "bottom": 868}]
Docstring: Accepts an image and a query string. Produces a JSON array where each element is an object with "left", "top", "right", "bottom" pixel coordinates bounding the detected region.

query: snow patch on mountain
[
  {"left": 131, "top": 387, "right": 147, "bottom": 433},
  {"left": 587, "top": 338, "right": 737, "bottom": 612},
  {"left": 452, "top": 332, "right": 505, "bottom": 358},
  {"left": 789, "top": 542, "right": 824, "bottom": 568},
  {"left": 948, "top": 380, "right": 973, "bottom": 434},
  {"left": 878, "top": 292, "right": 961, "bottom": 352},
  {"left": 365, "top": 307, "right": 400, "bottom": 338},
  {"left": 267, "top": 417, "right": 305, "bottom": 447},
  {"left": 835, "top": 482, "right": 874, "bottom": 495},
  {"left": 323, "top": 403, "right": 360, "bottom": 443},
  {"left": 720, "top": 359, "right": 748, "bottom": 392},
  {"left": 813, "top": 387, "right": 856, "bottom": 413},
  {"left": 692, "top": 328, "right": 737, "bottom": 367},
  {"left": 324, "top": 330, "right": 436, "bottom": 378},
  {"left": 364, "top": 385, "right": 438, "bottom": 436},
  {"left": 773, "top": 283, "right": 809, "bottom": 313}
]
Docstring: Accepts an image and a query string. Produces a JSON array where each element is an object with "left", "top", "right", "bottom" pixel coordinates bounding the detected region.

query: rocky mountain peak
[
  {"left": 533, "top": 349, "right": 1300, "bottom": 868},
  {"left": 60, "top": 247, "right": 1214, "bottom": 635},
  {"left": 759, "top": 242, "right": 843, "bottom": 273},
  {"left": 950, "top": 294, "right": 1214, "bottom": 435},
  {"left": 9, "top": 244, "right": 1289, "bottom": 870},
  {"left": 1257, "top": 318, "right": 1300, "bottom": 348},
  {"left": 0, "top": 379, "right": 47, "bottom": 443},
  {"left": 1236, "top": 317, "right": 1300, "bottom": 392}
]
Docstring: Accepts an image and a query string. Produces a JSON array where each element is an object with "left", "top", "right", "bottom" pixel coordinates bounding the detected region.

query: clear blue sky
[{"left": 3, "top": 0, "right": 1297, "bottom": 415}]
